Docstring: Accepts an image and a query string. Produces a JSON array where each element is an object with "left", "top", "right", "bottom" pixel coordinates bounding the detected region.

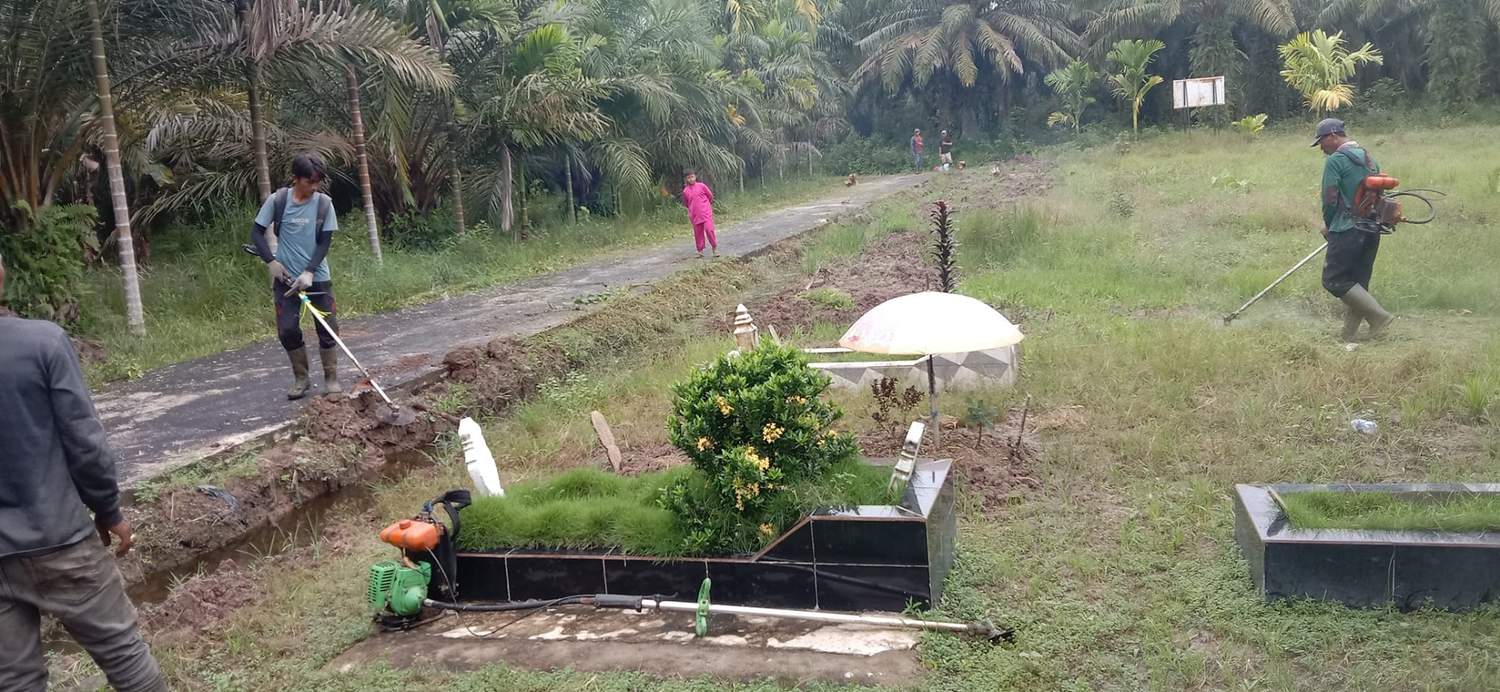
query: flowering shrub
[{"left": 664, "top": 343, "right": 859, "bottom": 553}]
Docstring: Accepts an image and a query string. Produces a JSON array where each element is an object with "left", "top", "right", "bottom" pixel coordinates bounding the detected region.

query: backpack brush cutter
[
  {"left": 1222, "top": 174, "right": 1444, "bottom": 326},
  {"left": 367, "top": 490, "right": 1011, "bottom": 641}
]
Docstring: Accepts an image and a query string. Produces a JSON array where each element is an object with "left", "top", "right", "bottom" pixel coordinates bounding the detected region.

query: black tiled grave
[
  {"left": 505, "top": 554, "right": 607, "bottom": 601},
  {"left": 816, "top": 564, "right": 932, "bottom": 611},
  {"left": 1234, "top": 483, "right": 1500, "bottom": 611},
  {"left": 449, "top": 459, "right": 957, "bottom": 612}
]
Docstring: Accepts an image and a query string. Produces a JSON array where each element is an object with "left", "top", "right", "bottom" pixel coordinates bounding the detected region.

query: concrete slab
[
  {"left": 326, "top": 606, "right": 926, "bottom": 687},
  {"left": 96, "top": 176, "right": 922, "bottom": 486}
]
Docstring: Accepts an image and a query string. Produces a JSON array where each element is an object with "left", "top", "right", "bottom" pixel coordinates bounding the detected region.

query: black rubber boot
[
  {"left": 286, "top": 347, "right": 311, "bottom": 400},
  {"left": 320, "top": 347, "right": 342, "bottom": 398}
]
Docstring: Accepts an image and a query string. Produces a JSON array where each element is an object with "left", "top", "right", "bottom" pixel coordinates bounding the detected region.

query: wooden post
[{"left": 590, "top": 411, "right": 622, "bottom": 473}]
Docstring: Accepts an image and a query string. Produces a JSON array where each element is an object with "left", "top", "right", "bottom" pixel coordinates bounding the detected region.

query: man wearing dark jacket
[{"left": 0, "top": 253, "right": 167, "bottom": 691}]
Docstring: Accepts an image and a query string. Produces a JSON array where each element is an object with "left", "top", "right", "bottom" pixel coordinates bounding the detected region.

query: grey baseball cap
[{"left": 1311, "top": 118, "right": 1345, "bottom": 146}]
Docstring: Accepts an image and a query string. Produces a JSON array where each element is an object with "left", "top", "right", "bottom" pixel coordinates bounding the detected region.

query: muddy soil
[
  {"left": 615, "top": 442, "right": 690, "bottom": 475},
  {"left": 117, "top": 437, "right": 396, "bottom": 588},
  {"left": 858, "top": 409, "right": 1042, "bottom": 514},
  {"left": 750, "top": 230, "right": 936, "bottom": 333}
]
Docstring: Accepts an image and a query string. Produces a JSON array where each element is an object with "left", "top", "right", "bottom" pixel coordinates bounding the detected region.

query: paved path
[{"left": 97, "top": 175, "right": 923, "bottom": 485}]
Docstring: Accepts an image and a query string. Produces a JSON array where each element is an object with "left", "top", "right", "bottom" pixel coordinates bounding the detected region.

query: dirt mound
[
  {"left": 71, "top": 336, "right": 107, "bottom": 365},
  {"left": 750, "top": 231, "right": 935, "bottom": 334},
  {"left": 439, "top": 337, "right": 565, "bottom": 412},
  {"left": 616, "top": 443, "right": 690, "bottom": 475},
  {"left": 303, "top": 393, "right": 445, "bottom": 449},
  {"left": 140, "top": 519, "right": 364, "bottom": 641},
  {"left": 857, "top": 408, "right": 1040, "bottom": 514}
]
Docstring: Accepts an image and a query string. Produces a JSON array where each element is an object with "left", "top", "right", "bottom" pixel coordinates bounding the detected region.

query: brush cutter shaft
[
  {"left": 639, "top": 598, "right": 983, "bottom": 635},
  {"left": 1224, "top": 242, "right": 1328, "bottom": 325},
  {"left": 297, "top": 294, "right": 394, "bottom": 405}
]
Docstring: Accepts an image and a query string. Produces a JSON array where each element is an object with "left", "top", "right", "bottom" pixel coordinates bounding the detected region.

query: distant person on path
[
  {"left": 250, "top": 153, "right": 342, "bottom": 399},
  {"left": 1312, "top": 118, "right": 1393, "bottom": 342},
  {"left": 939, "top": 130, "right": 954, "bottom": 171},
  {"left": 910, "top": 129, "right": 925, "bottom": 171},
  {"left": 0, "top": 253, "right": 168, "bottom": 692},
  {"left": 682, "top": 170, "right": 718, "bottom": 258}
]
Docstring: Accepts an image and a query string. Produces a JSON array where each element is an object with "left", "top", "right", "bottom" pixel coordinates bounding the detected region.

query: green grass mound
[
  {"left": 456, "top": 459, "right": 895, "bottom": 557},
  {"left": 1281, "top": 491, "right": 1500, "bottom": 533}
]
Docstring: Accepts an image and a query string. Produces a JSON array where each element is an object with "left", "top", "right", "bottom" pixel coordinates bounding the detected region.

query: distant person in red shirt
[{"left": 682, "top": 170, "right": 718, "bottom": 258}]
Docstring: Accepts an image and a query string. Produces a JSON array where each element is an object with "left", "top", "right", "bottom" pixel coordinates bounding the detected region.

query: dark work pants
[
  {"left": 273, "top": 279, "right": 338, "bottom": 351},
  {"left": 0, "top": 539, "right": 167, "bottom": 691},
  {"left": 1322, "top": 229, "right": 1381, "bottom": 298}
]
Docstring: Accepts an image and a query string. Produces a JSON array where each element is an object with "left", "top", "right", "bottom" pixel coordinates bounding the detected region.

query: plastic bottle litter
[{"left": 1350, "top": 418, "right": 1379, "bottom": 435}]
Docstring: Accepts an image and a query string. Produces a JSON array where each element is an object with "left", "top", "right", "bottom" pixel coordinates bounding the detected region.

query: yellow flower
[
  {"left": 744, "top": 447, "right": 771, "bottom": 471},
  {"left": 696, "top": 437, "right": 714, "bottom": 451},
  {"left": 786, "top": 395, "right": 808, "bottom": 406},
  {"left": 759, "top": 523, "right": 776, "bottom": 537},
  {"left": 715, "top": 395, "right": 733, "bottom": 416},
  {"left": 762, "top": 422, "right": 784, "bottom": 443}
]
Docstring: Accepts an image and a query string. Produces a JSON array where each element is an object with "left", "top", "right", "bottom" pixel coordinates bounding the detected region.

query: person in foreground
[
  {"left": 1313, "top": 118, "right": 1393, "bottom": 342},
  {"left": 250, "top": 153, "right": 342, "bottom": 399},
  {"left": 682, "top": 170, "right": 719, "bottom": 258},
  {"left": 0, "top": 253, "right": 168, "bottom": 691}
]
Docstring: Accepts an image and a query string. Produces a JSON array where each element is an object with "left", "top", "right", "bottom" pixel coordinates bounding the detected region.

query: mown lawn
[{"left": 71, "top": 122, "right": 1500, "bottom": 691}]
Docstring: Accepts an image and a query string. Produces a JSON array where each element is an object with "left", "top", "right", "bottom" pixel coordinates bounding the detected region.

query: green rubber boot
[
  {"left": 286, "top": 347, "right": 311, "bottom": 400},
  {"left": 1341, "top": 307, "right": 1364, "bottom": 343},
  {"left": 319, "top": 347, "right": 342, "bottom": 398},
  {"left": 1340, "top": 285, "right": 1393, "bottom": 341}
]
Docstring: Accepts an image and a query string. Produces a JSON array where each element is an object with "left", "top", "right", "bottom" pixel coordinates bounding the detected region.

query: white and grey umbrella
[{"left": 838, "top": 292, "right": 1024, "bottom": 443}]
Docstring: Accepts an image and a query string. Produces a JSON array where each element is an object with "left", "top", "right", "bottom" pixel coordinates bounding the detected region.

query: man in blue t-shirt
[{"left": 250, "top": 154, "right": 341, "bottom": 400}]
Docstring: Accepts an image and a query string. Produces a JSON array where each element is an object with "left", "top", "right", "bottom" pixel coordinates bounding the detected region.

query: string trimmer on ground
[{"left": 1222, "top": 176, "right": 1442, "bottom": 325}]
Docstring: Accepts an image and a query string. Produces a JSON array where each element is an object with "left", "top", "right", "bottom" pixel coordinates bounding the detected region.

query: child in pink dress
[{"left": 682, "top": 171, "right": 718, "bottom": 258}]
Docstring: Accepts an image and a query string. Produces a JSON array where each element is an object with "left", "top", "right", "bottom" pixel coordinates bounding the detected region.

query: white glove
[
  {"left": 266, "top": 260, "right": 291, "bottom": 284},
  {"left": 283, "top": 270, "right": 314, "bottom": 297}
]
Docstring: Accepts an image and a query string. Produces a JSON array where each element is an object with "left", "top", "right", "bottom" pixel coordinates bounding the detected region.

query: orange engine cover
[
  {"left": 380, "top": 518, "right": 442, "bottom": 552},
  {"left": 1361, "top": 175, "right": 1400, "bottom": 191}
]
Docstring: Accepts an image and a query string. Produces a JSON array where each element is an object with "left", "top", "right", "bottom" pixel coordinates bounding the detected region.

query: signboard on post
[{"left": 1173, "top": 76, "right": 1226, "bottom": 109}]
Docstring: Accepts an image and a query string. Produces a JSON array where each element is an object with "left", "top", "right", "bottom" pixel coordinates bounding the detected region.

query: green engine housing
[{"left": 368, "top": 560, "right": 431, "bottom": 617}]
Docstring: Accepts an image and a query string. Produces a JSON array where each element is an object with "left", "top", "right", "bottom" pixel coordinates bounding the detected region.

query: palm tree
[
  {"left": 86, "top": 0, "right": 145, "bottom": 334},
  {"left": 580, "top": 0, "right": 758, "bottom": 195},
  {"left": 1045, "top": 59, "right": 1098, "bottom": 133},
  {"left": 1106, "top": 38, "right": 1164, "bottom": 132},
  {"left": 0, "top": 0, "right": 93, "bottom": 230},
  {"left": 1316, "top": 0, "right": 1500, "bottom": 106},
  {"left": 369, "top": 0, "right": 516, "bottom": 234},
  {"left": 213, "top": 0, "right": 453, "bottom": 209},
  {"left": 1087, "top": 0, "right": 1295, "bottom": 113},
  {"left": 853, "top": 0, "right": 1078, "bottom": 125},
  {"left": 458, "top": 20, "right": 610, "bottom": 237},
  {"left": 1278, "top": 30, "right": 1382, "bottom": 116}
]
